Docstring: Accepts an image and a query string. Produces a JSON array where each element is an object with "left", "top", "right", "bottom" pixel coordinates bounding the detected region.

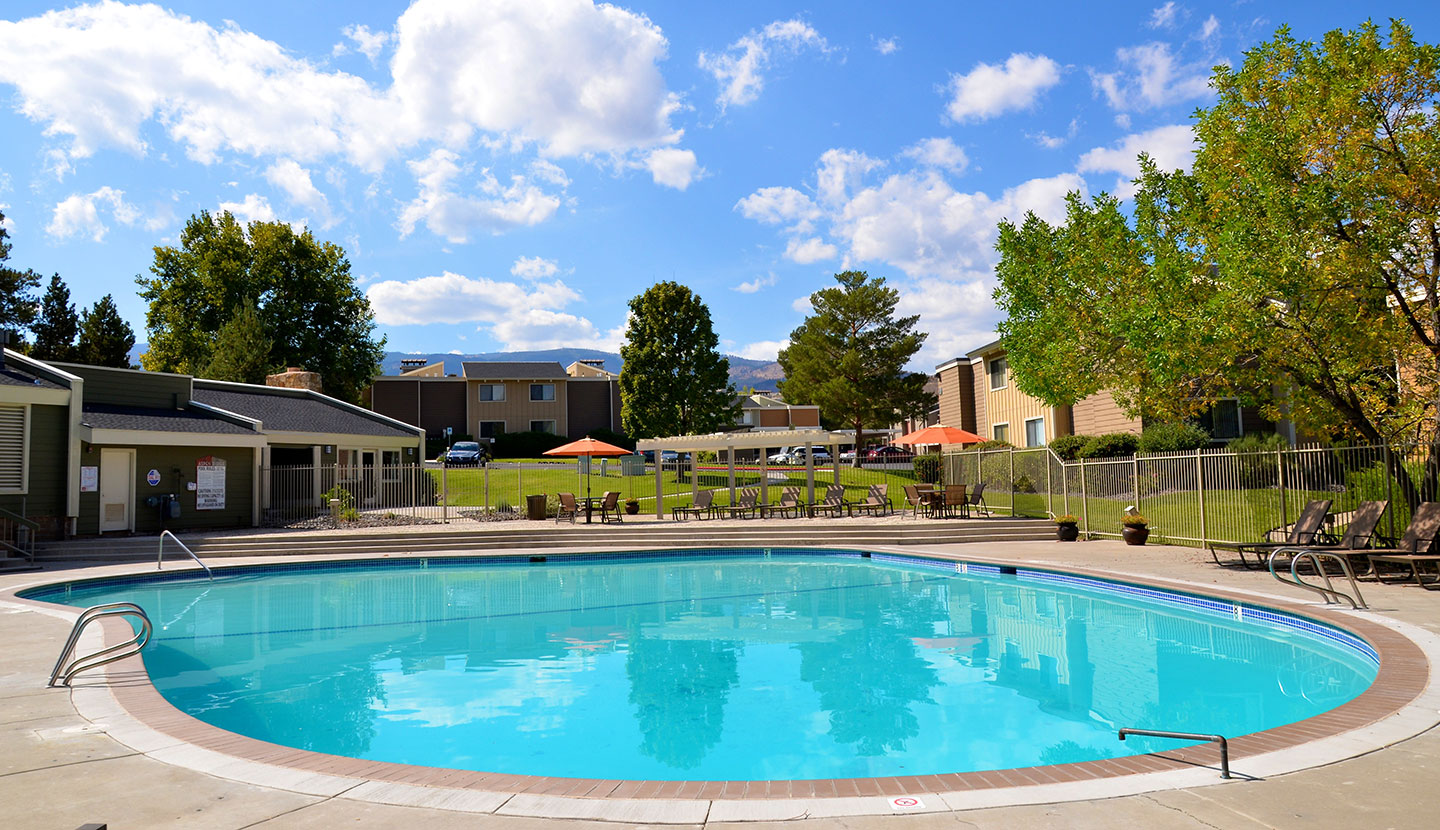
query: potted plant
[
  {"left": 1053, "top": 514, "right": 1080, "bottom": 542},
  {"left": 1121, "top": 513, "right": 1150, "bottom": 546},
  {"left": 625, "top": 498, "right": 640, "bottom": 515}
]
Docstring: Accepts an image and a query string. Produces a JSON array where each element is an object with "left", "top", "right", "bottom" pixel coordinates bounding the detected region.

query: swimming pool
[{"left": 23, "top": 549, "right": 1378, "bottom": 782}]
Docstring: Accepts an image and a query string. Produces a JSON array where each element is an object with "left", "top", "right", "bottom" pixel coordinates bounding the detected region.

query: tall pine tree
[
  {"left": 30, "top": 274, "right": 80, "bottom": 361},
  {"left": 779, "top": 272, "right": 934, "bottom": 461},
  {"left": 0, "top": 209, "right": 40, "bottom": 347},
  {"left": 76, "top": 295, "right": 135, "bottom": 368},
  {"left": 202, "top": 301, "right": 274, "bottom": 383}
]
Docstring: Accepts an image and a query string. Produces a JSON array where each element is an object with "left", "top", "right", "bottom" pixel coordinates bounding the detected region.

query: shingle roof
[
  {"left": 0, "top": 364, "right": 65, "bottom": 390},
  {"left": 193, "top": 384, "right": 417, "bottom": 438},
  {"left": 81, "top": 404, "right": 256, "bottom": 435},
  {"left": 462, "top": 361, "right": 567, "bottom": 380}
]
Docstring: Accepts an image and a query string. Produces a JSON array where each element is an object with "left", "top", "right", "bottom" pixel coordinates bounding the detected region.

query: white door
[{"left": 99, "top": 449, "right": 134, "bottom": 532}]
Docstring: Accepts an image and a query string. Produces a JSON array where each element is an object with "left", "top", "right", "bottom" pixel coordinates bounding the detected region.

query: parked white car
[
  {"left": 770, "top": 446, "right": 831, "bottom": 465},
  {"left": 767, "top": 447, "right": 797, "bottom": 464}
]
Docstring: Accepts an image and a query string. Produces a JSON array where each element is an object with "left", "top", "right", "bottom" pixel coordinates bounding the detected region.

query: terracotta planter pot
[
  {"left": 1122, "top": 525, "right": 1150, "bottom": 545},
  {"left": 1056, "top": 522, "right": 1079, "bottom": 542}
]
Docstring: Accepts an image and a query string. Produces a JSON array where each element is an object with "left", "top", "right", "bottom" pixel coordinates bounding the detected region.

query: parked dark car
[
  {"left": 866, "top": 445, "right": 912, "bottom": 460},
  {"left": 443, "top": 441, "right": 486, "bottom": 466},
  {"left": 641, "top": 450, "right": 691, "bottom": 464}
]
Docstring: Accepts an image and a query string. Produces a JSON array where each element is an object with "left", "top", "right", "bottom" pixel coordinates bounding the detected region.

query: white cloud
[
  {"left": 815, "top": 148, "right": 884, "bottom": 205},
  {"left": 1149, "top": 2, "right": 1181, "bottom": 29},
  {"left": 785, "top": 236, "right": 837, "bottom": 264},
  {"left": 511, "top": 256, "right": 559, "bottom": 279},
  {"left": 334, "top": 23, "right": 390, "bottom": 62},
  {"left": 0, "top": 0, "right": 691, "bottom": 178},
  {"left": 218, "top": 193, "right": 279, "bottom": 225},
  {"left": 264, "top": 159, "right": 334, "bottom": 228},
  {"left": 698, "top": 18, "right": 828, "bottom": 112},
  {"left": 1199, "top": 15, "right": 1220, "bottom": 42},
  {"left": 1076, "top": 124, "right": 1195, "bottom": 197},
  {"left": 874, "top": 37, "right": 899, "bottom": 56},
  {"left": 734, "top": 273, "right": 777, "bottom": 294},
  {"left": 901, "top": 138, "right": 969, "bottom": 174},
  {"left": 1028, "top": 118, "right": 1079, "bottom": 149},
  {"left": 945, "top": 53, "right": 1062, "bottom": 122},
  {"left": 366, "top": 270, "right": 621, "bottom": 350},
  {"left": 1090, "top": 42, "right": 1214, "bottom": 111},
  {"left": 396, "top": 149, "right": 563, "bottom": 242},
  {"left": 645, "top": 148, "right": 700, "bottom": 190},
  {"left": 46, "top": 185, "right": 164, "bottom": 241},
  {"left": 790, "top": 295, "right": 812, "bottom": 314},
  {"left": 895, "top": 275, "right": 1000, "bottom": 368},
  {"left": 734, "top": 186, "right": 821, "bottom": 231},
  {"left": 736, "top": 339, "right": 788, "bottom": 361}
]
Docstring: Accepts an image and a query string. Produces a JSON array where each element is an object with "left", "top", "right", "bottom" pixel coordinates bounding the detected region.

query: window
[
  {"left": 992, "top": 423, "right": 1009, "bottom": 443},
  {"left": 382, "top": 450, "right": 401, "bottom": 481},
  {"left": 530, "top": 383, "right": 555, "bottom": 402},
  {"left": 988, "top": 356, "right": 1008, "bottom": 390},
  {"left": 1024, "top": 417, "right": 1046, "bottom": 447},
  {"left": 478, "top": 383, "right": 505, "bottom": 402},
  {"left": 1195, "top": 399, "right": 1243, "bottom": 440},
  {"left": 477, "top": 421, "right": 504, "bottom": 439},
  {"left": 0, "top": 404, "right": 28, "bottom": 494},
  {"left": 530, "top": 420, "right": 557, "bottom": 434}
]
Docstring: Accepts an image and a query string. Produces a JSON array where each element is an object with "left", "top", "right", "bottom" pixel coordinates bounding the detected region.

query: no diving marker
[{"left": 889, "top": 796, "right": 925, "bottom": 811}]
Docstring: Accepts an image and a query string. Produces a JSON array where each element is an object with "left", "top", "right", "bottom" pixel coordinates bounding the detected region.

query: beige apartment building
[{"left": 937, "top": 339, "right": 1276, "bottom": 447}]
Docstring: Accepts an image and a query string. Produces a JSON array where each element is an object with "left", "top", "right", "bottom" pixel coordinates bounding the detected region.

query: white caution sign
[
  {"left": 195, "top": 456, "right": 226, "bottom": 511},
  {"left": 889, "top": 796, "right": 925, "bottom": 811}
]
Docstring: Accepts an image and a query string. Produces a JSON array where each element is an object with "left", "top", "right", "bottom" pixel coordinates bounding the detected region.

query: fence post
[
  {"left": 1008, "top": 448, "right": 1016, "bottom": 516},
  {"left": 1276, "top": 449, "right": 1288, "bottom": 533},
  {"left": 1046, "top": 451, "right": 1053, "bottom": 518},
  {"left": 1079, "top": 456, "right": 1089, "bottom": 536},
  {"left": 441, "top": 462, "right": 448, "bottom": 524},
  {"left": 484, "top": 462, "right": 490, "bottom": 513},
  {"left": 1196, "top": 448, "right": 1207, "bottom": 547},
  {"left": 1132, "top": 454, "right": 1141, "bottom": 516},
  {"left": 1383, "top": 443, "right": 1395, "bottom": 541},
  {"left": 1063, "top": 455, "right": 1071, "bottom": 517}
]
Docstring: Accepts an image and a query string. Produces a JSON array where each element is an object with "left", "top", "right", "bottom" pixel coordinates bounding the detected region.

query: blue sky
[{"left": 2, "top": 1, "right": 1436, "bottom": 369}]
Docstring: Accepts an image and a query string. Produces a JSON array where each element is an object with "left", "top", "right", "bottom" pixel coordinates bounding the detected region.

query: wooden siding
[
  {"left": 62, "top": 364, "right": 191, "bottom": 409},
  {"left": 936, "top": 362, "right": 976, "bottom": 432},
  {"left": 971, "top": 362, "right": 987, "bottom": 437},
  {"left": 1071, "top": 393, "right": 1142, "bottom": 436},
  {"left": 467, "top": 379, "right": 567, "bottom": 436},
  {"left": 565, "top": 379, "right": 617, "bottom": 438},
  {"left": 76, "top": 444, "right": 255, "bottom": 535},
  {"left": 981, "top": 356, "right": 1058, "bottom": 444},
  {"left": 0, "top": 403, "right": 70, "bottom": 538},
  {"left": 371, "top": 379, "right": 420, "bottom": 427}
]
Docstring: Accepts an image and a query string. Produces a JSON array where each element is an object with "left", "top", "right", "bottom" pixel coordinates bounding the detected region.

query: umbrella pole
[{"left": 586, "top": 453, "right": 593, "bottom": 524}]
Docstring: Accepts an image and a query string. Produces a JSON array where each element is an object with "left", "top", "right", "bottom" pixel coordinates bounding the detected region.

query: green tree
[
  {"left": 201, "top": 301, "right": 275, "bottom": 383},
  {"left": 29, "top": 273, "right": 80, "bottom": 361},
  {"left": 778, "top": 271, "right": 933, "bottom": 460},
  {"left": 75, "top": 294, "right": 135, "bottom": 368},
  {"left": 0, "top": 210, "right": 40, "bottom": 346},
  {"left": 137, "top": 211, "right": 385, "bottom": 402},
  {"left": 995, "top": 21, "right": 1440, "bottom": 448},
  {"left": 619, "top": 281, "right": 737, "bottom": 437}
]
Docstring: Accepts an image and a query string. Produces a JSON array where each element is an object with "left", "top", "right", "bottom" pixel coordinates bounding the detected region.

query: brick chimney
[{"left": 266, "top": 366, "right": 323, "bottom": 393}]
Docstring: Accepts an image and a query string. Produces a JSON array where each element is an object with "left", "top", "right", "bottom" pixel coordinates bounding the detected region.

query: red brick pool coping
[{"left": 20, "top": 548, "right": 1432, "bottom": 802}]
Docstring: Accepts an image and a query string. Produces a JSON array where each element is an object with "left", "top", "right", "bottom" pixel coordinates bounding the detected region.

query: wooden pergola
[{"left": 634, "top": 429, "right": 852, "bottom": 518}]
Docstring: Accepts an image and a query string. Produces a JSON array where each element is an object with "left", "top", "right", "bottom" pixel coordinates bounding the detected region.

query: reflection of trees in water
[
  {"left": 284, "top": 660, "right": 388, "bottom": 755},
  {"left": 797, "top": 575, "right": 944, "bottom": 755},
  {"left": 1038, "top": 739, "right": 1113, "bottom": 765},
  {"left": 626, "top": 635, "right": 741, "bottom": 770}
]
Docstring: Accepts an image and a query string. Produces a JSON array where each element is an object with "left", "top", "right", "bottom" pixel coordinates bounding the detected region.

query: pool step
[{"left": 35, "top": 519, "right": 1055, "bottom": 563}]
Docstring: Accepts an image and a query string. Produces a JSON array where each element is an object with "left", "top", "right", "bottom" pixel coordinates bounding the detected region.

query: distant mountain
[{"left": 381, "top": 348, "right": 784, "bottom": 392}]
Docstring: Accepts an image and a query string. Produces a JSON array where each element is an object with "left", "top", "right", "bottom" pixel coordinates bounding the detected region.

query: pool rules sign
[{"left": 195, "top": 456, "right": 226, "bottom": 510}]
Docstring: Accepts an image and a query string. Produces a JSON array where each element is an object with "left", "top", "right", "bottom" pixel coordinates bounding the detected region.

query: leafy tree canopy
[
  {"left": 995, "top": 20, "right": 1440, "bottom": 446},
  {"left": 76, "top": 294, "right": 135, "bottom": 368},
  {"left": 778, "top": 271, "right": 933, "bottom": 457},
  {"left": 619, "top": 281, "right": 737, "bottom": 438},
  {"left": 137, "top": 211, "right": 384, "bottom": 402}
]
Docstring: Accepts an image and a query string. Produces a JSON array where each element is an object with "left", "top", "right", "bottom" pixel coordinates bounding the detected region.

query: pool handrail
[
  {"left": 1118, "top": 728, "right": 1230, "bottom": 779},
  {"left": 48, "top": 602, "right": 153, "bottom": 686},
  {"left": 158, "top": 530, "right": 213, "bottom": 581},
  {"left": 1268, "top": 547, "right": 1367, "bottom": 610}
]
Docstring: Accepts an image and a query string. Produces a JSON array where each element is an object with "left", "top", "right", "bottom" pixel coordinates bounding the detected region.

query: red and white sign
[{"left": 889, "top": 797, "right": 924, "bottom": 810}]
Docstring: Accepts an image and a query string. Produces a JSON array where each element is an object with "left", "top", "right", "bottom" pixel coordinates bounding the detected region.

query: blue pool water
[{"left": 25, "top": 551, "right": 1377, "bottom": 780}]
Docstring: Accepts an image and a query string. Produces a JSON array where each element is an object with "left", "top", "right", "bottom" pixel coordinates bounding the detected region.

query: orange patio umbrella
[
  {"left": 543, "top": 437, "right": 635, "bottom": 518},
  {"left": 894, "top": 424, "right": 985, "bottom": 447}
]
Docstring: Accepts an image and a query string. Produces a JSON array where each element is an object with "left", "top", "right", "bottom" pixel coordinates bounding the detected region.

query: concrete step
[{"left": 36, "top": 520, "right": 1053, "bottom": 562}]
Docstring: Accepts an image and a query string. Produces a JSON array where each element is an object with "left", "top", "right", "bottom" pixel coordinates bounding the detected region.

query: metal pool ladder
[
  {"left": 1268, "top": 548, "right": 1367, "bottom": 610},
  {"left": 158, "top": 530, "right": 212, "bottom": 580},
  {"left": 49, "top": 602, "right": 152, "bottom": 687}
]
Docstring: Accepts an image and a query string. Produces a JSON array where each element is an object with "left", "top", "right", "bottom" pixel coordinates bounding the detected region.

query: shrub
[
  {"left": 1138, "top": 422, "right": 1212, "bottom": 454},
  {"left": 969, "top": 439, "right": 1013, "bottom": 451},
  {"left": 913, "top": 452, "right": 942, "bottom": 484},
  {"left": 1053, "top": 514, "right": 1078, "bottom": 524},
  {"left": 1122, "top": 513, "right": 1148, "bottom": 527},
  {"left": 1013, "top": 474, "right": 1036, "bottom": 493},
  {"left": 1048, "top": 434, "right": 1091, "bottom": 461},
  {"left": 1225, "top": 432, "right": 1289, "bottom": 453},
  {"left": 1078, "top": 432, "right": 1140, "bottom": 459},
  {"left": 322, "top": 485, "right": 359, "bottom": 521},
  {"left": 492, "top": 430, "right": 569, "bottom": 458}
]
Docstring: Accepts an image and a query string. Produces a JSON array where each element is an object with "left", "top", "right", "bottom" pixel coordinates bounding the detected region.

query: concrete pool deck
[{"left": 3, "top": 538, "right": 1440, "bottom": 829}]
